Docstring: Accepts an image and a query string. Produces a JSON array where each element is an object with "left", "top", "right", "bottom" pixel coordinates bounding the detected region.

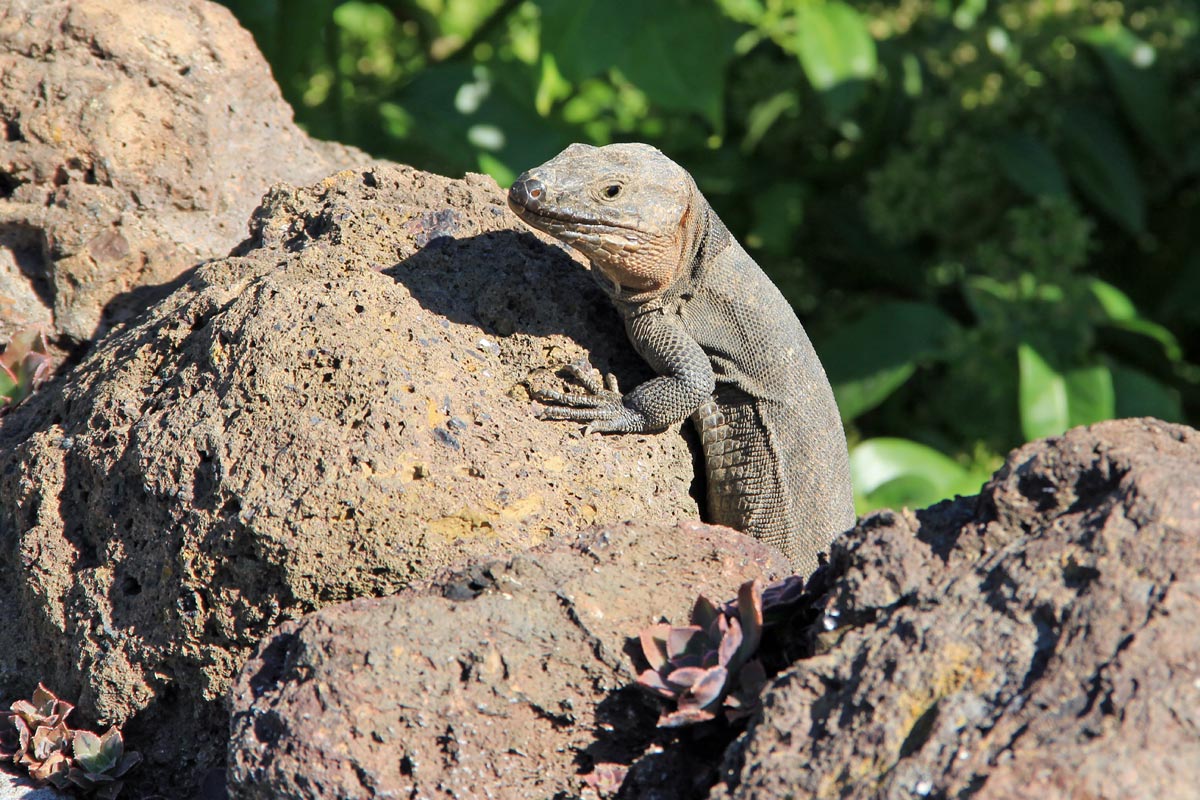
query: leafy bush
[{"left": 217, "top": 0, "right": 1200, "bottom": 512}]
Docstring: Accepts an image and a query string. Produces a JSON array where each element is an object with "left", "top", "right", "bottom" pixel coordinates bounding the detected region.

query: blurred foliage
[{"left": 218, "top": 0, "right": 1200, "bottom": 513}]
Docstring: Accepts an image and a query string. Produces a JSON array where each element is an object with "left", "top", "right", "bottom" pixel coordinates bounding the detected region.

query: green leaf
[
  {"left": 393, "top": 61, "right": 574, "bottom": 181},
  {"left": 790, "top": 1, "right": 877, "bottom": 120},
  {"left": 540, "top": 0, "right": 740, "bottom": 127},
  {"left": 850, "top": 438, "right": 981, "bottom": 513},
  {"left": 1081, "top": 24, "right": 1173, "bottom": 161},
  {"left": 1018, "top": 343, "right": 1069, "bottom": 440},
  {"left": 1087, "top": 278, "right": 1137, "bottom": 321},
  {"left": 1112, "top": 366, "right": 1183, "bottom": 422},
  {"left": 1059, "top": 106, "right": 1145, "bottom": 235},
  {"left": 73, "top": 730, "right": 109, "bottom": 773},
  {"left": 993, "top": 132, "right": 1069, "bottom": 198},
  {"left": 1089, "top": 279, "right": 1183, "bottom": 362},
  {"left": 98, "top": 726, "right": 125, "bottom": 765},
  {"left": 1105, "top": 318, "right": 1183, "bottom": 363},
  {"left": 623, "top": 4, "right": 741, "bottom": 127},
  {"left": 741, "top": 90, "right": 799, "bottom": 153},
  {"left": 833, "top": 363, "right": 915, "bottom": 422},
  {"left": 1018, "top": 343, "right": 1114, "bottom": 441},
  {"left": 819, "top": 301, "right": 961, "bottom": 420},
  {"left": 0, "top": 365, "right": 16, "bottom": 403},
  {"left": 538, "top": 0, "right": 627, "bottom": 83},
  {"left": 791, "top": 1, "right": 876, "bottom": 89},
  {"left": 1064, "top": 363, "right": 1116, "bottom": 428}
]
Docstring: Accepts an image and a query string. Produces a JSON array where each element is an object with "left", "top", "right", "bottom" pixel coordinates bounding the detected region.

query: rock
[
  {"left": 227, "top": 522, "right": 791, "bottom": 800},
  {"left": 0, "top": 0, "right": 367, "bottom": 346},
  {"left": 0, "top": 164, "right": 701, "bottom": 797},
  {"left": 0, "top": 765, "right": 70, "bottom": 800},
  {"left": 720, "top": 418, "right": 1200, "bottom": 800}
]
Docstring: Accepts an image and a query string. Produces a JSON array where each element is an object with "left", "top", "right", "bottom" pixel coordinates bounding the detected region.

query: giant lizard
[{"left": 508, "top": 142, "right": 854, "bottom": 575}]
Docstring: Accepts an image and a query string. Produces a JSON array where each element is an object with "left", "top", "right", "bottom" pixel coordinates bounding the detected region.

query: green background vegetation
[{"left": 217, "top": 0, "right": 1200, "bottom": 513}]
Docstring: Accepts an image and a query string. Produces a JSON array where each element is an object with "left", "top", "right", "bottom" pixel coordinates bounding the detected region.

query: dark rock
[
  {"left": 719, "top": 418, "right": 1200, "bottom": 800},
  {"left": 227, "top": 522, "right": 791, "bottom": 800},
  {"left": 0, "top": 161, "right": 702, "bottom": 797},
  {"left": 0, "top": 0, "right": 367, "bottom": 346}
]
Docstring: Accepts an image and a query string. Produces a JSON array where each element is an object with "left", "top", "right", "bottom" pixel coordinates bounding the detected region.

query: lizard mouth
[{"left": 507, "top": 197, "right": 644, "bottom": 252}]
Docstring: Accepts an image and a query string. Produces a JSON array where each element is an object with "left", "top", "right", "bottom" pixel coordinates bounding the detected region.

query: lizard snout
[{"left": 508, "top": 175, "right": 545, "bottom": 212}]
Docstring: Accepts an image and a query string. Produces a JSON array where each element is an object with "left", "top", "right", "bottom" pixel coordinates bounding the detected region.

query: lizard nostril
[{"left": 510, "top": 176, "right": 546, "bottom": 210}]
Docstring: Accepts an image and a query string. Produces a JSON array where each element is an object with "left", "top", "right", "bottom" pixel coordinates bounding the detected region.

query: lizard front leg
[{"left": 533, "top": 310, "right": 716, "bottom": 435}]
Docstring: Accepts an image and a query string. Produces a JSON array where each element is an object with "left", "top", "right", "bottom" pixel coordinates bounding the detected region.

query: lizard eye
[{"left": 604, "top": 184, "right": 622, "bottom": 199}]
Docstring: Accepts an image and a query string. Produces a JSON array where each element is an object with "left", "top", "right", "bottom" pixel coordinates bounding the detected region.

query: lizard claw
[
  {"left": 530, "top": 360, "right": 624, "bottom": 410},
  {"left": 562, "top": 359, "right": 621, "bottom": 396},
  {"left": 530, "top": 359, "right": 636, "bottom": 433}
]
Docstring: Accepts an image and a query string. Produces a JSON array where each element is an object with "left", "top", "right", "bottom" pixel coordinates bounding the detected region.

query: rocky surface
[
  {"left": 225, "top": 418, "right": 1200, "bottom": 800},
  {"left": 0, "top": 0, "right": 366, "bottom": 347},
  {"left": 720, "top": 418, "right": 1200, "bottom": 800},
  {"left": 0, "top": 162, "right": 701, "bottom": 796},
  {"left": 2, "top": 3, "right": 1197, "bottom": 799},
  {"left": 0, "top": 765, "right": 69, "bottom": 800},
  {"left": 227, "top": 522, "right": 790, "bottom": 800}
]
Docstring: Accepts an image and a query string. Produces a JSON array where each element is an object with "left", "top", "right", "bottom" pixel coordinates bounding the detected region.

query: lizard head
[{"left": 508, "top": 143, "right": 703, "bottom": 299}]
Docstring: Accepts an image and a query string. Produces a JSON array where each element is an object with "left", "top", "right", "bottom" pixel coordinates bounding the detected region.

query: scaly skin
[{"left": 508, "top": 142, "right": 854, "bottom": 575}]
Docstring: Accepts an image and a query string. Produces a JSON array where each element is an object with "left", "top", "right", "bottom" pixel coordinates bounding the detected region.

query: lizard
[{"left": 507, "top": 142, "right": 855, "bottom": 575}]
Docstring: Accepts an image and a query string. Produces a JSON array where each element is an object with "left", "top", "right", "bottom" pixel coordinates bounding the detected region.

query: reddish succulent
[
  {"left": 634, "top": 575, "right": 807, "bottom": 727},
  {"left": 1, "top": 684, "right": 141, "bottom": 799},
  {"left": 635, "top": 580, "right": 763, "bottom": 726},
  {"left": 0, "top": 327, "right": 52, "bottom": 411},
  {"left": 581, "top": 762, "right": 629, "bottom": 797}
]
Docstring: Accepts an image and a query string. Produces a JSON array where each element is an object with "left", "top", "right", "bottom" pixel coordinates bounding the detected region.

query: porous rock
[
  {"left": 0, "top": 164, "right": 700, "bottom": 796},
  {"left": 720, "top": 418, "right": 1200, "bottom": 800},
  {"left": 0, "top": 0, "right": 366, "bottom": 345},
  {"left": 226, "top": 522, "right": 790, "bottom": 800},
  {"left": 0, "top": 765, "right": 70, "bottom": 800}
]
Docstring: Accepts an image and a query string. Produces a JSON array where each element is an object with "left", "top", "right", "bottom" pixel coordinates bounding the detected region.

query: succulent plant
[
  {"left": 0, "top": 328, "right": 52, "bottom": 411},
  {"left": 581, "top": 761, "right": 629, "bottom": 797},
  {"left": 1, "top": 684, "right": 141, "bottom": 799},
  {"left": 634, "top": 575, "right": 808, "bottom": 727}
]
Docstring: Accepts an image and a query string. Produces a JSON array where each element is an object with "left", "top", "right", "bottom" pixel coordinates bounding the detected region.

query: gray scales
[{"left": 508, "top": 142, "right": 854, "bottom": 575}]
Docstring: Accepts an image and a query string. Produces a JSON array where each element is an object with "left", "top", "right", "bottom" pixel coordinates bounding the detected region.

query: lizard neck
[
  {"left": 609, "top": 193, "right": 728, "bottom": 310},
  {"left": 685, "top": 199, "right": 731, "bottom": 287}
]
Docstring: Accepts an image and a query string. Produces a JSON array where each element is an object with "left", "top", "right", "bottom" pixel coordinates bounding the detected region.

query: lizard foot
[{"left": 531, "top": 359, "right": 636, "bottom": 434}]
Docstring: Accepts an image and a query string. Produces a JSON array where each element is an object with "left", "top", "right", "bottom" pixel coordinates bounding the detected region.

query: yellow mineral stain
[
  {"left": 577, "top": 503, "right": 598, "bottom": 525},
  {"left": 428, "top": 508, "right": 494, "bottom": 540},
  {"left": 498, "top": 494, "right": 543, "bottom": 521}
]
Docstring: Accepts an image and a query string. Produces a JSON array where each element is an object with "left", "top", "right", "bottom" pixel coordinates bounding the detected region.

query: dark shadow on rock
[
  {"left": 384, "top": 227, "right": 712, "bottom": 510},
  {"left": 96, "top": 263, "right": 199, "bottom": 346},
  {"left": 0, "top": 220, "right": 55, "bottom": 310},
  {"left": 383, "top": 229, "right": 649, "bottom": 381},
  {"left": 914, "top": 495, "right": 976, "bottom": 562},
  {"left": 0, "top": 262, "right": 201, "bottom": 449}
]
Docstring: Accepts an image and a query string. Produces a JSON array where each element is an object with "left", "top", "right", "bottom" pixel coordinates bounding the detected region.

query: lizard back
[{"left": 676, "top": 219, "right": 855, "bottom": 573}]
